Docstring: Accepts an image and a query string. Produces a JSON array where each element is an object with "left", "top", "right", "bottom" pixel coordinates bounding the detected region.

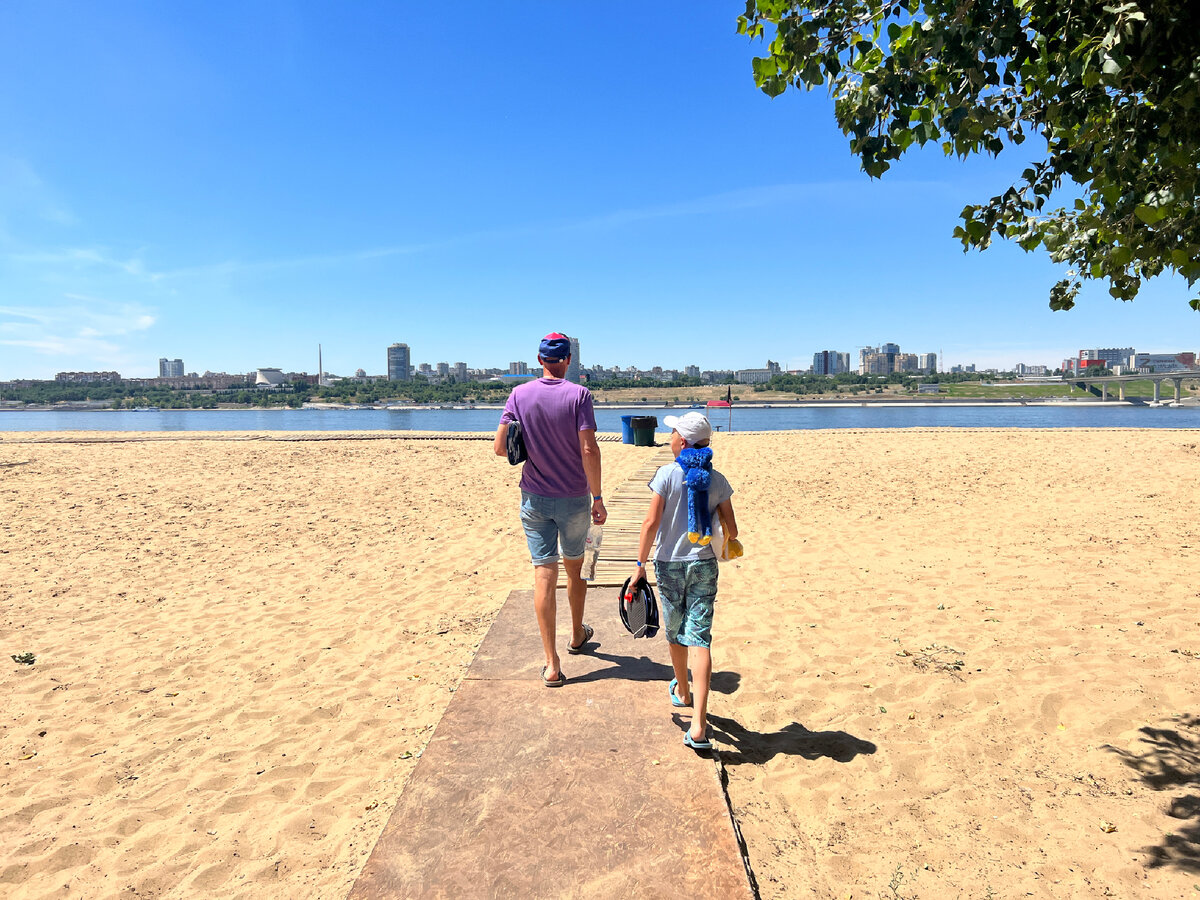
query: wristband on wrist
[
  {"left": 635, "top": 561, "right": 644, "bottom": 567},
  {"left": 593, "top": 495, "right": 602, "bottom": 502}
]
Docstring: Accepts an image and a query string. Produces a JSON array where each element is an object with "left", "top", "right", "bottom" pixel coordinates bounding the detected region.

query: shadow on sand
[
  {"left": 1106, "top": 713, "right": 1200, "bottom": 872},
  {"left": 566, "top": 647, "right": 741, "bottom": 695},
  {"left": 705, "top": 713, "right": 877, "bottom": 766}
]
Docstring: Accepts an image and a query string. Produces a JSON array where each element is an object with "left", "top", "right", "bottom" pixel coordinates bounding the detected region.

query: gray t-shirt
[{"left": 648, "top": 461, "right": 734, "bottom": 562}]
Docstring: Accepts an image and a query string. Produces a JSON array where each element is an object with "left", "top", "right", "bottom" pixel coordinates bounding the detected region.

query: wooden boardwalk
[
  {"left": 348, "top": 588, "right": 755, "bottom": 900},
  {"left": 562, "top": 446, "right": 674, "bottom": 588}
]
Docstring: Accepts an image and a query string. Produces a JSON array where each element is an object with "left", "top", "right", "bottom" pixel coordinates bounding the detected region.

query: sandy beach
[{"left": 3, "top": 429, "right": 1200, "bottom": 898}]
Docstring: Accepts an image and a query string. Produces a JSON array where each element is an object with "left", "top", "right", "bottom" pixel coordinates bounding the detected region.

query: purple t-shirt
[{"left": 501, "top": 378, "right": 597, "bottom": 497}]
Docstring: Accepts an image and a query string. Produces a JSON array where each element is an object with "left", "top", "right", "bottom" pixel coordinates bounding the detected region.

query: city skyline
[
  {"left": 32, "top": 337, "right": 1200, "bottom": 387},
  {"left": 3, "top": 5, "right": 1197, "bottom": 383}
]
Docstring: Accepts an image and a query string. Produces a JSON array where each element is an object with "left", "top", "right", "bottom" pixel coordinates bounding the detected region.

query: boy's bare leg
[
  {"left": 562, "top": 556, "right": 588, "bottom": 648},
  {"left": 668, "top": 642, "right": 692, "bottom": 705},
  {"left": 533, "top": 562, "right": 561, "bottom": 679},
  {"left": 688, "top": 646, "right": 712, "bottom": 739}
]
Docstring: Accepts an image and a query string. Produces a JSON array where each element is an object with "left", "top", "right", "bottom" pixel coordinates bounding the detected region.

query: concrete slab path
[{"left": 348, "top": 587, "right": 755, "bottom": 899}]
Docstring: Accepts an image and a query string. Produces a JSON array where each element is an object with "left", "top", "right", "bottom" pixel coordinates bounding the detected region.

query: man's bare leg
[
  {"left": 533, "top": 562, "right": 561, "bottom": 680},
  {"left": 562, "top": 556, "right": 588, "bottom": 649}
]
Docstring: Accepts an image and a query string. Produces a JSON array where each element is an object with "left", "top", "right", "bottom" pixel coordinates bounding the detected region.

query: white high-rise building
[{"left": 158, "top": 358, "right": 184, "bottom": 378}]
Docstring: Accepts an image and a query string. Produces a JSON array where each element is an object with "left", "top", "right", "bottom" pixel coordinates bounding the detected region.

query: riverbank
[
  {"left": 3, "top": 430, "right": 1200, "bottom": 898},
  {"left": 6, "top": 403, "right": 1200, "bottom": 435}
]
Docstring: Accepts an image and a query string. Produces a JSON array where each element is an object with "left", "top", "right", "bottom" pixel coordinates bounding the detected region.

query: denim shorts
[
  {"left": 654, "top": 558, "right": 719, "bottom": 648},
  {"left": 519, "top": 491, "right": 591, "bottom": 566}
]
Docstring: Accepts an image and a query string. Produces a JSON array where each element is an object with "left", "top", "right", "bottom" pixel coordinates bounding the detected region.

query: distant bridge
[{"left": 1067, "top": 371, "right": 1200, "bottom": 403}]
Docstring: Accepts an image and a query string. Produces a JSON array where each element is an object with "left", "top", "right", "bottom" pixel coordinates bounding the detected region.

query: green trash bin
[{"left": 631, "top": 415, "right": 658, "bottom": 447}]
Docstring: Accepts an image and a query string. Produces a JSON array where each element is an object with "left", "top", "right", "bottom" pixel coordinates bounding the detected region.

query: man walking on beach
[{"left": 495, "top": 332, "right": 606, "bottom": 686}]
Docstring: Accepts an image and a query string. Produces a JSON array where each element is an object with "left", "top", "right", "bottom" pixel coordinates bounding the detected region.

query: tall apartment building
[
  {"left": 158, "top": 358, "right": 184, "bottom": 378},
  {"left": 859, "top": 346, "right": 879, "bottom": 374},
  {"left": 861, "top": 353, "right": 891, "bottom": 375},
  {"left": 895, "top": 353, "right": 919, "bottom": 373},
  {"left": 812, "top": 350, "right": 847, "bottom": 375},
  {"left": 436, "top": 362, "right": 450, "bottom": 377},
  {"left": 387, "top": 343, "right": 411, "bottom": 381},
  {"left": 566, "top": 337, "right": 581, "bottom": 383},
  {"left": 860, "top": 343, "right": 906, "bottom": 375},
  {"left": 509, "top": 361, "right": 529, "bottom": 376},
  {"left": 453, "top": 362, "right": 468, "bottom": 379},
  {"left": 685, "top": 365, "right": 700, "bottom": 378},
  {"left": 918, "top": 353, "right": 937, "bottom": 374}
]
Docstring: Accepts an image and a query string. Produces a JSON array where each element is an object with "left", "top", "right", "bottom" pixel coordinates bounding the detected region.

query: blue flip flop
[
  {"left": 683, "top": 732, "right": 713, "bottom": 751},
  {"left": 668, "top": 678, "right": 692, "bottom": 708}
]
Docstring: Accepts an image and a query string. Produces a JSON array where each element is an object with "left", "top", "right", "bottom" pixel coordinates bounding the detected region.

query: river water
[{"left": 3, "top": 404, "right": 1200, "bottom": 433}]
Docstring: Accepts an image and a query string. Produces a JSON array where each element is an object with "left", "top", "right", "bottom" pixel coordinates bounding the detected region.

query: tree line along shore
[{"left": 3, "top": 371, "right": 1198, "bottom": 410}]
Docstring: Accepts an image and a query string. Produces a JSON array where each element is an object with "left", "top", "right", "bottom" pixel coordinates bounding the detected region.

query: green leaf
[
  {"left": 1134, "top": 204, "right": 1166, "bottom": 225},
  {"left": 752, "top": 56, "right": 778, "bottom": 82}
]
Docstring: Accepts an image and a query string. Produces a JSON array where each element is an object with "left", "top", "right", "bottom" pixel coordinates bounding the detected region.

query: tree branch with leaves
[{"left": 739, "top": 0, "right": 1200, "bottom": 310}]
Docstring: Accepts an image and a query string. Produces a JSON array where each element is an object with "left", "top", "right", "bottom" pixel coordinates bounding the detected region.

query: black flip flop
[
  {"left": 567, "top": 623, "right": 594, "bottom": 654},
  {"left": 541, "top": 666, "right": 566, "bottom": 687}
]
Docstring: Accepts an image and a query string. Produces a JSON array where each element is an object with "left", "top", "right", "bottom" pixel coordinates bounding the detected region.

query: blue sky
[{"left": 1, "top": 2, "right": 1195, "bottom": 380}]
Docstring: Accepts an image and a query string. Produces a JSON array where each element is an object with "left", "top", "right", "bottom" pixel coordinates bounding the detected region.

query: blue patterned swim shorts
[{"left": 653, "top": 558, "right": 719, "bottom": 648}]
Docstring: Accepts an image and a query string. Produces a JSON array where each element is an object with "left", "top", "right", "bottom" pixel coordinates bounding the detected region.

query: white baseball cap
[{"left": 663, "top": 412, "right": 712, "bottom": 445}]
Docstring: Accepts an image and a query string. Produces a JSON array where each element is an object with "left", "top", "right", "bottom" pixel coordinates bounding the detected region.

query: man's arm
[
  {"left": 578, "top": 429, "right": 606, "bottom": 524},
  {"left": 493, "top": 422, "right": 509, "bottom": 458}
]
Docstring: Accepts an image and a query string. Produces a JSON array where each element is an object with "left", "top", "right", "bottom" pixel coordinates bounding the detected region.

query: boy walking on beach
[{"left": 628, "top": 412, "right": 737, "bottom": 750}]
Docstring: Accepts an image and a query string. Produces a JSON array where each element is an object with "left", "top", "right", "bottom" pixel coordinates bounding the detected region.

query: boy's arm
[
  {"left": 493, "top": 422, "right": 509, "bottom": 457},
  {"left": 716, "top": 499, "right": 738, "bottom": 540},
  {"left": 626, "top": 492, "right": 664, "bottom": 594}
]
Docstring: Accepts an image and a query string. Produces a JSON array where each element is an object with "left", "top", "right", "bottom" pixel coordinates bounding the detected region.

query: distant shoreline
[{"left": 0, "top": 398, "right": 1142, "bottom": 412}]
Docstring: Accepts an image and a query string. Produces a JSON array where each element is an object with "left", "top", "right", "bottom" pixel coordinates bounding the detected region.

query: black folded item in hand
[
  {"left": 506, "top": 420, "right": 527, "bottom": 465},
  {"left": 619, "top": 575, "right": 659, "bottom": 639}
]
